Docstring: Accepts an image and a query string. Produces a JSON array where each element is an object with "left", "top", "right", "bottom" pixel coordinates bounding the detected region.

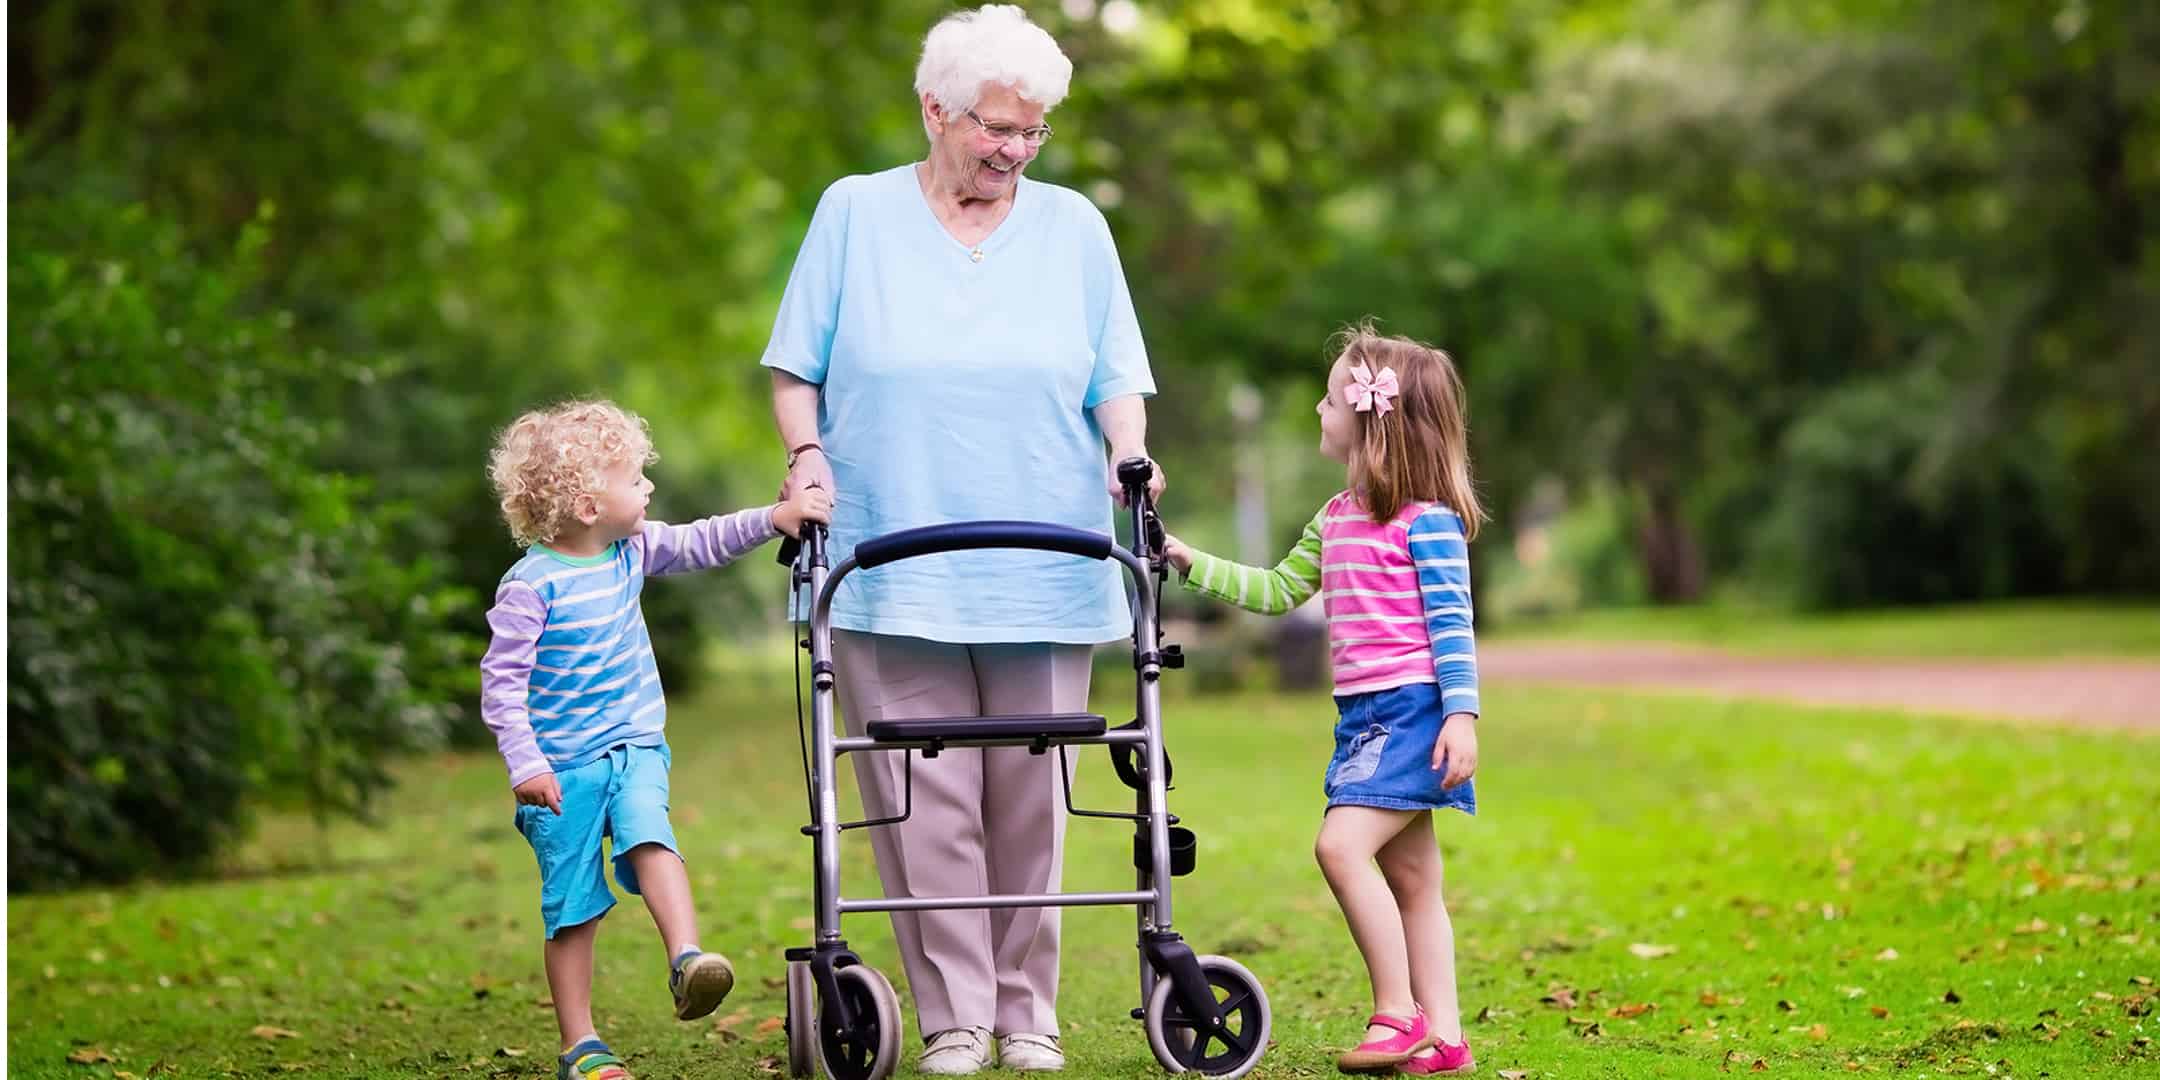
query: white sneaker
[
  {"left": 917, "top": 1026, "right": 993, "bottom": 1076},
  {"left": 998, "top": 1032, "right": 1066, "bottom": 1072}
]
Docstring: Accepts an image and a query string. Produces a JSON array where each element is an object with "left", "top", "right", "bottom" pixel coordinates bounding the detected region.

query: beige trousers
[{"left": 831, "top": 630, "right": 1093, "bottom": 1039}]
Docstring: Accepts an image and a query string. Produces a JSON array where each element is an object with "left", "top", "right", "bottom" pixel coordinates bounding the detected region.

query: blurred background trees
[{"left": 10, "top": 0, "right": 2155, "bottom": 884}]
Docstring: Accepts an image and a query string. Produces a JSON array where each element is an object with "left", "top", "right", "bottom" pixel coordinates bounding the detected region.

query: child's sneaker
[
  {"left": 558, "top": 1037, "right": 633, "bottom": 1080},
  {"left": 1336, "top": 1007, "right": 1432, "bottom": 1072},
  {"left": 1399, "top": 1040, "right": 1475, "bottom": 1075},
  {"left": 669, "top": 948, "right": 735, "bottom": 1020}
]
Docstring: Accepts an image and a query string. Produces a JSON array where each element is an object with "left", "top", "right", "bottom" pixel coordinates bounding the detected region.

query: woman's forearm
[
  {"left": 772, "top": 369, "right": 823, "bottom": 451},
  {"left": 1092, "top": 393, "right": 1148, "bottom": 459}
]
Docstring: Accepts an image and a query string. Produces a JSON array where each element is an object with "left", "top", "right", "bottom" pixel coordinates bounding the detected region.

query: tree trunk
[{"left": 1636, "top": 484, "right": 1705, "bottom": 604}]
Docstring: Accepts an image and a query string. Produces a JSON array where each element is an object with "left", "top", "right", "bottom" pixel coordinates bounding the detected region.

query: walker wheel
[
  {"left": 816, "top": 963, "right": 901, "bottom": 1080},
  {"left": 1143, "top": 954, "right": 1272, "bottom": 1078},
  {"left": 784, "top": 960, "right": 815, "bottom": 1077}
]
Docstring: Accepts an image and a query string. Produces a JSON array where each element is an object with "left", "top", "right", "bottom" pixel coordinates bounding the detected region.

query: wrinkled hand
[
  {"left": 778, "top": 449, "right": 834, "bottom": 503},
  {"left": 1161, "top": 533, "right": 1195, "bottom": 575},
  {"left": 513, "top": 772, "right": 563, "bottom": 815},
  {"left": 1109, "top": 451, "right": 1166, "bottom": 507},
  {"left": 775, "top": 485, "right": 834, "bottom": 538},
  {"left": 1431, "top": 714, "right": 1479, "bottom": 790}
]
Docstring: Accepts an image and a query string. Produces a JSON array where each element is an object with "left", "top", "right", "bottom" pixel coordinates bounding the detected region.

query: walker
[{"left": 776, "top": 458, "right": 1273, "bottom": 1079}]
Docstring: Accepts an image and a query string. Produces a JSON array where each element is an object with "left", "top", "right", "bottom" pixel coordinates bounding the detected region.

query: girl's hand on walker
[
  {"left": 1161, "top": 533, "right": 1194, "bottom": 575},
  {"left": 514, "top": 772, "right": 564, "bottom": 815},
  {"left": 775, "top": 485, "right": 835, "bottom": 538},
  {"left": 1431, "top": 713, "right": 1478, "bottom": 789}
]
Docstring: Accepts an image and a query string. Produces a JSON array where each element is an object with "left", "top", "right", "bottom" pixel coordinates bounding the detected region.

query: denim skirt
[{"left": 1323, "top": 681, "right": 1477, "bottom": 815}]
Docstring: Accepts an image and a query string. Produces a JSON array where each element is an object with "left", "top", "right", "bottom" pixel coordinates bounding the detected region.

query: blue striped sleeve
[{"left": 1410, "top": 506, "right": 1479, "bottom": 716}]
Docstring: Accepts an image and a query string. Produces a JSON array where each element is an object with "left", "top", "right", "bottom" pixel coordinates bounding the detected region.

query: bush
[
  {"left": 6, "top": 172, "right": 473, "bottom": 889},
  {"left": 1749, "top": 370, "right": 2067, "bottom": 609}
]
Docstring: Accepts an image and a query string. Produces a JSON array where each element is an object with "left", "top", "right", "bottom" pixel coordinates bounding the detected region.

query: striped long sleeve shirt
[
  {"left": 479, "top": 508, "right": 778, "bottom": 787},
  {"left": 1181, "top": 492, "right": 1479, "bottom": 710}
]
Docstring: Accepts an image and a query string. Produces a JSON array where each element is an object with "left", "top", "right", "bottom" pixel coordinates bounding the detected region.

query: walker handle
[{"left": 852, "top": 521, "right": 1114, "bottom": 569}]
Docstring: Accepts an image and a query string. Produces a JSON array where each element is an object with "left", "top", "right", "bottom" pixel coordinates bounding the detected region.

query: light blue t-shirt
[{"left": 761, "top": 164, "right": 1155, "bottom": 644}]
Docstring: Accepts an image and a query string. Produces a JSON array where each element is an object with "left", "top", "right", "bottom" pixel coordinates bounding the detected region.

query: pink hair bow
[{"left": 1346, "top": 362, "right": 1400, "bottom": 416}]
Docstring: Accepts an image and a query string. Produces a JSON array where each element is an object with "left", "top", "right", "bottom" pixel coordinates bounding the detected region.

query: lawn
[
  {"left": 9, "top": 671, "right": 2156, "bottom": 1077},
  {"left": 1488, "top": 600, "right": 2160, "bottom": 659}
]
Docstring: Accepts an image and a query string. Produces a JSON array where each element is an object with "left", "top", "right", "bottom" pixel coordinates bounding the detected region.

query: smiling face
[
  {"left": 587, "top": 456, "right": 653, "bottom": 541},
  {"left": 926, "top": 81, "right": 1047, "bottom": 201}
]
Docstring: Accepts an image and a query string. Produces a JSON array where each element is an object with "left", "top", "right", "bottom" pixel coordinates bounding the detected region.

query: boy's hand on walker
[
  {"left": 1432, "top": 713, "right": 1479, "bottom": 790},
  {"left": 1161, "top": 534, "right": 1195, "bottom": 575},
  {"left": 514, "top": 773, "right": 563, "bottom": 815},
  {"left": 774, "top": 485, "right": 834, "bottom": 538}
]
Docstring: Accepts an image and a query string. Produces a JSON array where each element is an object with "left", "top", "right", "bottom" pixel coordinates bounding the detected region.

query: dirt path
[{"left": 1480, "top": 642, "right": 2160, "bottom": 730}]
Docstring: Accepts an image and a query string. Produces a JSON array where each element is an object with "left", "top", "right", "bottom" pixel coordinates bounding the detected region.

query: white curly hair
[
  {"left": 914, "top": 4, "right": 1073, "bottom": 122},
  {"left": 487, "top": 399, "right": 657, "bottom": 548}
]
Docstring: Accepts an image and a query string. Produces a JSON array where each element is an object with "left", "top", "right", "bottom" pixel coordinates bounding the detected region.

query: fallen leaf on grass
[
  {"left": 1539, "top": 987, "right": 1577, "bottom": 1009},
  {"left": 1874, "top": 947, "right": 1899, "bottom": 961},
  {"left": 1869, "top": 1006, "right": 1890, "bottom": 1019},
  {"left": 250, "top": 1026, "right": 301, "bottom": 1040},
  {"left": 712, "top": 1009, "right": 751, "bottom": 1032},
  {"left": 1776, "top": 1000, "right": 1798, "bottom": 1012},
  {"left": 1806, "top": 1023, "right": 1829, "bottom": 1040},
  {"left": 1498, "top": 1072, "right": 1528, "bottom": 1080},
  {"left": 2012, "top": 917, "right": 2050, "bottom": 935},
  {"left": 1943, "top": 988, "right": 1962, "bottom": 1004},
  {"left": 754, "top": 1055, "right": 784, "bottom": 1075},
  {"left": 495, "top": 1047, "right": 524, "bottom": 1058},
  {"left": 1752, "top": 1062, "right": 1768, "bottom": 1073},
  {"left": 1628, "top": 943, "right": 1677, "bottom": 959},
  {"left": 1609, "top": 1002, "right": 1655, "bottom": 1019},
  {"left": 755, "top": 1017, "right": 786, "bottom": 1036},
  {"left": 66, "top": 1047, "right": 116, "bottom": 1065}
]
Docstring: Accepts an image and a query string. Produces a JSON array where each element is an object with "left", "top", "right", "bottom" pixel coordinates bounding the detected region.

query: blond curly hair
[{"left": 487, "top": 399, "right": 657, "bottom": 548}]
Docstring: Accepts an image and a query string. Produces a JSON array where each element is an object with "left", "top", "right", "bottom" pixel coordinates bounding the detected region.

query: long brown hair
[{"left": 1335, "top": 322, "right": 1487, "bottom": 538}]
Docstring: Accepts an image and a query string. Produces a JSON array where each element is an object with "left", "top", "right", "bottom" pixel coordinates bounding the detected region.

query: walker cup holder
[{"left": 1134, "top": 825, "right": 1198, "bottom": 877}]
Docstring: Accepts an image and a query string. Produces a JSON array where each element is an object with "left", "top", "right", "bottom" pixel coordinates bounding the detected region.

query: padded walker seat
[{"left": 864, "top": 713, "right": 1108, "bottom": 753}]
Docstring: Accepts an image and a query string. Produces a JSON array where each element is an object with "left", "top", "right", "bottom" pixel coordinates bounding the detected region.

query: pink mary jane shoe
[
  {"left": 1335, "top": 1008, "right": 1433, "bottom": 1073},
  {"left": 1399, "top": 1039, "right": 1475, "bottom": 1075}
]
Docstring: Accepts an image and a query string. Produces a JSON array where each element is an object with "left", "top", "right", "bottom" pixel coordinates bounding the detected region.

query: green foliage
[
  {"left": 1752, "top": 369, "right": 2068, "bottom": 608},
  {"left": 6, "top": 164, "right": 473, "bottom": 889}
]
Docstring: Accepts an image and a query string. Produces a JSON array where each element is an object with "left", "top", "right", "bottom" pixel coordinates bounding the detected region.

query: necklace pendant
[{"left": 970, "top": 247, "right": 984, "bottom": 263}]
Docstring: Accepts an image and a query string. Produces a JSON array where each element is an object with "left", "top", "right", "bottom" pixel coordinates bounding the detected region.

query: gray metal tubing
[
  {"left": 841, "top": 890, "right": 1156, "bottom": 914},
  {"left": 832, "top": 729, "right": 1146, "bottom": 755},
  {"left": 810, "top": 545, "right": 1165, "bottom": 947}
]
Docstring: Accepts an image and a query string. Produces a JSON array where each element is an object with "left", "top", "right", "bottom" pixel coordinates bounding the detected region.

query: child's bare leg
[
  {"left": 1376, "top": 811, "right": 1462, "bottom": 1043},
  {"left": 544, "top": 917, "right": 602, "bottom": 1051},
  {"left": 626, "top": 841, "right": 733, "bottom": 1020},
  {"left": 1315, "top": 806, "right": 1419, "bottom": 1042},
  {"left": 624, "top": 842, "right": 698, "bottom": 960}
]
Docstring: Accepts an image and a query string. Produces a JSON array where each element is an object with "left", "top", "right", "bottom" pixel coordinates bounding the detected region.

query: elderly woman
[{"left": 759, "top": 5, "right": 1162, "bottom": 1076}]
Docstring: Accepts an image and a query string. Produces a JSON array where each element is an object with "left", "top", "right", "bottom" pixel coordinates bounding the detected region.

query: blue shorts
[
  {"left": 1323, "top": 683, "right": 1478, "bottom": 815},
  {"left": 514, "top": 741, "right": 680, "bottom": 939}
]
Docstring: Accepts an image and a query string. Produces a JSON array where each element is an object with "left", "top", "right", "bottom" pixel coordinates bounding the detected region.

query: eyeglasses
[{"left": 963, "top": 108, "right": 1053, "bottom": 147}]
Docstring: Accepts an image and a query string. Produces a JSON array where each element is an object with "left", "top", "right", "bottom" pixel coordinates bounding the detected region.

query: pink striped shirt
[{"left": 1320, "top": 492, "right": 1480, "bottom": 701}]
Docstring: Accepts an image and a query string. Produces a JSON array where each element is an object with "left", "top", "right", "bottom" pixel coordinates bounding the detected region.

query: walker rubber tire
[
  {"left": 1143, "top": 954, "right": 1272, "bottom": 1078},
  {"left": 784, "top": 960, "right": 815, "bottom": 1077},
  {"left": 816, "top": 963, "right": 901, "bottom": 1080}
]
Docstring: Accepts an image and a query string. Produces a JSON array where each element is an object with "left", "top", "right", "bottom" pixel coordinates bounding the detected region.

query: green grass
[
  {"left": 1489, "top": 600, "right": 2160, "bottom": 659},
  {"left": 10, "top": 674, "right": 2158, "bottom": 1078}
]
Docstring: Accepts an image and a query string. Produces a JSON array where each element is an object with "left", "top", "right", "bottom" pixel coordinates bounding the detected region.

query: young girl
[
  {"left": 483, "top": 399, "right": 832, "bottom": 1080},
  {"left": 1165, "top": 326, "right": 1484, "bottom": 1076}
]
